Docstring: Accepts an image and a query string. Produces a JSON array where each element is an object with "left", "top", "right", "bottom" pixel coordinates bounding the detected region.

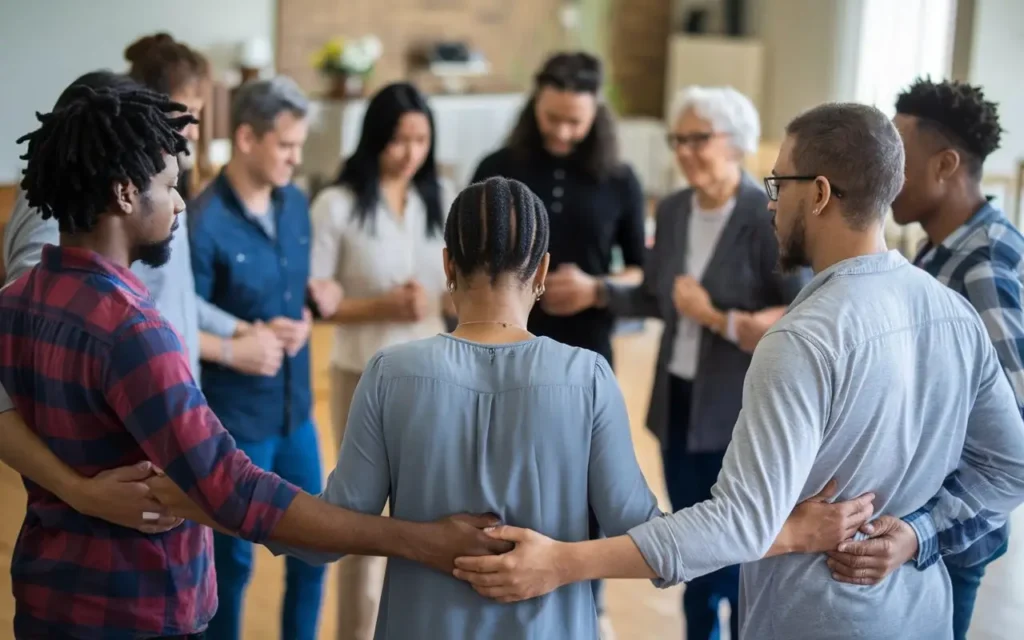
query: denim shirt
[{"left": 189, "top": 172, "right": 312, "bottom": 442}]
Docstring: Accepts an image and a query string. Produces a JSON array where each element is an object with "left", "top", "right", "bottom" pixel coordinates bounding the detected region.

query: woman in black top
[{"left": 471, "top": 52, "right": 646, "bottom": 368}]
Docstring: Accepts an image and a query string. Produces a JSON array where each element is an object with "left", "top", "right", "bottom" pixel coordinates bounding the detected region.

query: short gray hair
[
  {"left": 669, "top": 86, "right": 761, "bottom": 154},
  {"left": 231, "top": 75, "right": 309, "bottom": 136},
  {"left": 785, "top": 102, "right": 905, "bottom": 228}
]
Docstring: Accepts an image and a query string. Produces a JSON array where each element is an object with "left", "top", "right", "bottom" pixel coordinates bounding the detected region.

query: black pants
[{"left": 665, "top": 375, "right": 740, "bottom": 640}]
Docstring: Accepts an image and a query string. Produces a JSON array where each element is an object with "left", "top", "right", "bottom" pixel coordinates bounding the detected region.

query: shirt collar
[
  {"left": 788, "top": 250, "right": 908, "bottom": 310},
  {"left": 935, "top": 198, "right": 1001, "bottom": 254},
  {"left": 913, "top": 198, "right": 1001, "bottom": 267},
  {"left": 213, "top": 169, "right": 286, "bottom": 218},
  {"left": 42, "top": 244, "right": 150, "bottom": 299}
]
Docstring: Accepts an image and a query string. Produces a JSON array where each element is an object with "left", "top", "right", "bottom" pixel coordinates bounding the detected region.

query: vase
[{"left": 328, "top": 73, "right": 365, "bottom": 99}]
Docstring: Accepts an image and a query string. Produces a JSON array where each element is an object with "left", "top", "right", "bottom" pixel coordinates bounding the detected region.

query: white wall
[
  {"left": 966, "top": 0, "right": 1024, "bottom": 176},
  {"left": 670, "top": 0, "right": 864, "bottom": 137},
  {"left": 756, "top": 0, "right": 863, "bottom": 137},
  {"left": 0, "top": 0, "right": 277, "bottom": 184}
]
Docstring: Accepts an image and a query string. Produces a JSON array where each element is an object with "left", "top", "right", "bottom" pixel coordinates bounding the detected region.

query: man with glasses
[
  {"left": 810, "top": 78, "right": 1022, "bottom": 640},
  {"left": 449, "top": 102, "right": 1024, "bottom": 640}
]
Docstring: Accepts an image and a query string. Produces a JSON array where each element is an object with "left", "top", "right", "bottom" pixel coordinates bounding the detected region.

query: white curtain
[{"left": 854, "top": 0, "right": 957, "bottom": 115}]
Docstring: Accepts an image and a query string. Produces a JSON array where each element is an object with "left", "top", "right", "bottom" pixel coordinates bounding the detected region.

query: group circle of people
[{"left": 0, "top": 31, "right": 1022, "bottom": 640}]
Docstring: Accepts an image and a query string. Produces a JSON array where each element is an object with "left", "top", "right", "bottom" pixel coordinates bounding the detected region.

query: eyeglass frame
[
  {"left": 666, "top": 131, "right": 729, "bottom": 150},
  {"left": 763, "top": 175, "right": 845, "bottom": 202}
]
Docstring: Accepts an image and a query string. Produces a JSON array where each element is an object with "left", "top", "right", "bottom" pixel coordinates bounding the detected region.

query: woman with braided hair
[{"left": 263, "top": 176, "right": 662, "bottom": 639}]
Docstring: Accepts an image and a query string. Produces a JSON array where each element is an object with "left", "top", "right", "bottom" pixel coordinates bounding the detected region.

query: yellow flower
[{"left": 312, "top": 37, "right": 346, "bottom": 70}]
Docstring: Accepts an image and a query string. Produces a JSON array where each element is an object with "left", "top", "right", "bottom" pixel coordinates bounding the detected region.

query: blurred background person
[
  {"left": 189, "top": 76, "right": 324, "bottom": 640},
  {"left": 308, "top": 81, "right": 455, "bottom": 640}
]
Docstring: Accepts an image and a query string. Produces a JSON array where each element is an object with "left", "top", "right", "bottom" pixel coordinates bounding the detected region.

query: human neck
[
  {"left": 59, "top": 228, "right": 132, "bottom": 269},
  {"left": 379, "top": 174, "right": 412, "bottom": 216},
  {"left": 810, "top": 220, "right": 889, "bottom": 274},
  {"left": 224, "top": 159, "right": 273, "bottom": 214},
  {"left": 452, "top": 292, "right": 533, "bottom": 344},
  {"left": 920, "top": 182, "right": 988, "bottom": 247},
  {"left": 695, "top": 166, "right": 742, "bottom": 210}
]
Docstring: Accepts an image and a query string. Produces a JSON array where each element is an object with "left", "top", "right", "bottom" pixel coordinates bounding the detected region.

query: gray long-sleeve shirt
[
  {"left": 3, "top": 188, "right": 239, "bottom": 378},
  {"left": 266, "top": 334, "right": 662, "bottom": 639},
  {"left": 627, "top": 250, "right": 1024, "bottom": 640}
]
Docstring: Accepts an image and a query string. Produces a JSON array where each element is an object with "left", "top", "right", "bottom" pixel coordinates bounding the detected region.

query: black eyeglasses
[
  {"left": 763, "top": 175, "right": 845, "bottom": 202},
  {"left": 666, "top": 132, "right": 726, "bottom": 150}
]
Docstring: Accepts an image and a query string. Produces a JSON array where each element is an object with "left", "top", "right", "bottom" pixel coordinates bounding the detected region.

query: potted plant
[{"left": 313, "top": 35, "right": 383, "bottom": 99}]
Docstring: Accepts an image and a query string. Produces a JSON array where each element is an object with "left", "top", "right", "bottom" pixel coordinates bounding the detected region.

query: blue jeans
[
  {"left": 948, "top": 539, "right": 1009, "bottom": 640},
  {"left": 665, "top": 376, "right": 739, "bottom": 640},
  {"left": 208, "top": 420, "right": 326, "bottom": 640}
]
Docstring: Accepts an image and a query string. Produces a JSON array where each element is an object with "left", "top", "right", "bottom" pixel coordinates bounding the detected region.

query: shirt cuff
[
  {"left": 627, "top": 515, "right": 683, "bottom": 589},
  {"left": 197, "top": 299, "right": 242, "bottom": 338},
  {"left": 903, "top": 509, "right": 940, "bottom": 570},
  {"left": 236, "top": 474, "right": 302, "bottom": 543},
  {"left": 724, "top": 311, "right": 739, "bottom": 344}
]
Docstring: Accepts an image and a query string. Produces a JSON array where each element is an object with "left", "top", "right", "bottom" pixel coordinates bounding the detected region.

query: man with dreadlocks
[
  {"left": 805, "top": 78, "right": 1023, "bottom": 640},
  {"left": 0, "top": 81, "right": 510, "bottom": 640}
]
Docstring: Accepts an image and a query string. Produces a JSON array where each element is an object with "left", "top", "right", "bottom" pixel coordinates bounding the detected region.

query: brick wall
[
  {"left": 276, "top": 0, "right": 565, "bottom": 96},
  {"left": 609, "top": 0, "right": 672, "bottom": 117},
  {"left": 276, "top": 0, "right": 672, "bottom": 118}
]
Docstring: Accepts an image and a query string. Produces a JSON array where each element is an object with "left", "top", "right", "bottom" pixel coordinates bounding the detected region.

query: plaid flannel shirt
[
  {"left": 0, "top": 245, "right": 299, "bottom": 639},
  {"left": 904, "top": 201, "right": 1024, "bottom": 569}
]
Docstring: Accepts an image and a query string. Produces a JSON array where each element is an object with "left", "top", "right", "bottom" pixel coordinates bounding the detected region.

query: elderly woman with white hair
[{"left": 587, "top": 86, "right": 812, "bottom": 639}]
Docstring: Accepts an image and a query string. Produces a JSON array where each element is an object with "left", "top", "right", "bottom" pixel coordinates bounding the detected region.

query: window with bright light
[{"left": 854, "top": 0, "right": 957, "bottom": 115}]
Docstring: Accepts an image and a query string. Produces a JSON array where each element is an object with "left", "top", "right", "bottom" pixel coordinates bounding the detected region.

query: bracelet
[{"left": 220, "top": 338, "right": 233, "bottom": 366}]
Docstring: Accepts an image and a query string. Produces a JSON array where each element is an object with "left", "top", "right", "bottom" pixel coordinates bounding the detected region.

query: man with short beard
[
  {"left": 814, "top": 78, "right": 1024, "bottom": 640},
  {"left": 450, "top": 102, "right": 1024, "bottom": 640},
  {"left": 0, "top": 81, "right": 509, "bottom": 640}
]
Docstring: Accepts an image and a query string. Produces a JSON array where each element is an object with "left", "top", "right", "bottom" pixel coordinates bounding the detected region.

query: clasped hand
[{"left": 672, "top": 276, "right": 713, "bottom": 321}]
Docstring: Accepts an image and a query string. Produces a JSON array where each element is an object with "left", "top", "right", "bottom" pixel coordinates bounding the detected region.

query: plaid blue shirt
[{"left": 904, "top": 201, "right": 1024, "bottom": 569}]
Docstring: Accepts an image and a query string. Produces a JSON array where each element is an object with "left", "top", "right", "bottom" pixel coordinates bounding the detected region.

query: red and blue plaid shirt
[{"left": 0, "top": 245, "right": 300, "bottom": 639}]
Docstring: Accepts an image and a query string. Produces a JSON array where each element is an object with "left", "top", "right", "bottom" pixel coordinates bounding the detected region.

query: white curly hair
[{"left": 668, "top": 85, "right": 761, "bottom": 155}]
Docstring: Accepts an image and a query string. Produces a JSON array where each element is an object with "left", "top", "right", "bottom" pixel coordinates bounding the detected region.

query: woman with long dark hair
[{"left": 309, "top": 81, "right": 454, "bottom": 640}]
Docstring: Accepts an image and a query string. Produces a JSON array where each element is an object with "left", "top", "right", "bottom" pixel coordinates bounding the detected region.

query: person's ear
[
  {"left": 235, "top": 124, "right": 257, "bottom": 154},
  {"left": 534, "top": 253, "right": 551, "bottom": 289},
  {"left": 935, "top": 148, "right": 961, "bottom": 182},
  {"left": 442, "top": 248, "right": 456, "bottom": 289},
  {"left": 111, "top": 181, "right": 137, "bottom": 216},
  {"left": 812, "top": 176, "right": 834, "bottom": 216}
]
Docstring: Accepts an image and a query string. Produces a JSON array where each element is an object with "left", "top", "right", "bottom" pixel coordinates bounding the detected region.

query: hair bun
[{"left": 124, "top": 33, "right": 176, "bottom": 63}]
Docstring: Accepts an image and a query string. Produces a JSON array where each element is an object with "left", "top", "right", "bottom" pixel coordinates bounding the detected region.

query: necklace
[{"left": 456, "top": 320, "right": 528, "bottom": 332}]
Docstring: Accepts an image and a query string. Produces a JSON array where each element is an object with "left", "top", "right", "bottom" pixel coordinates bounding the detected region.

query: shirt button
[
  {"left": 553, "top": 186, "right": 564, "bottom": 198},
  {"left": 280, "top": 257, "right": 288, "bottom": 267},
  {"left": 554, "top": 169, "right": 565, "bottom": 180},
  {"left": 550, "top": 201, "right": 563, "bottom": 213},
  {"left": 284, "top": 291, "right": 292, "bottom": 301}
]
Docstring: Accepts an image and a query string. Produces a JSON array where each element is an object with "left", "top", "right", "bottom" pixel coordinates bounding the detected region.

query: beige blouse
[{"left": 310, "top": 182, "right": 454, "bottom": 373}]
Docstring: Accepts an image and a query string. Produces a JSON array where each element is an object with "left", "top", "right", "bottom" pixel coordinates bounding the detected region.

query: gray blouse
[{"left": 267, "top": 333, "right": 661, "bottom": 639}]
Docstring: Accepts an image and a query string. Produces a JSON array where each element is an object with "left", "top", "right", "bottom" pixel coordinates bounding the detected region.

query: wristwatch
[{"left": 594, "top": 279, "right": 610, "bottom": 308}]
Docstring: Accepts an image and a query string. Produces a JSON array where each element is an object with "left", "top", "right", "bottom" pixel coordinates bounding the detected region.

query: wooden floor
[{"left": 0, "top": 323, "right": 1020, "bottom": 639}]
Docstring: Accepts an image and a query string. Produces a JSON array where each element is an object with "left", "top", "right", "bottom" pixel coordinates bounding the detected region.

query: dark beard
[
  {"left": 137, "top": 218, "right": 178, "bottom": 268},
  {"left": 777, "top": 212, "right": 810, "bottom": 273}
]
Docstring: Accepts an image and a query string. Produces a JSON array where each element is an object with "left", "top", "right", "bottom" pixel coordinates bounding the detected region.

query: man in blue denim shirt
[{"left": 188, "top": 76, "right": 330, "bottom": 640}]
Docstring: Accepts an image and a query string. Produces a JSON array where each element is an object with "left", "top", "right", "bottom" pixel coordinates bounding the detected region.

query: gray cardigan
[{"left": 608, "top": 177, "right": 811, "bottom": 452}]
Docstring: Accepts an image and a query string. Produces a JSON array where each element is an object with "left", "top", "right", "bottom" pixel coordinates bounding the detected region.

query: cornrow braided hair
[
  {"left": 17, "top": 84, "right": 196, "bottom": 234},
  {"left": 895, "top": 77, "right": 1003, "bottom": 177},
  {"left": 444, "top": 177, "right": 550, "bottom": 284}
]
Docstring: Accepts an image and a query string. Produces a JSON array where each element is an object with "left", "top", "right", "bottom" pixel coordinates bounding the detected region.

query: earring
[
  {"left": 447, "top": 281, "right": 455, "bottom": 293},
  {"left": 534, "top": 285, "right": 546, "bottom": 300}
]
